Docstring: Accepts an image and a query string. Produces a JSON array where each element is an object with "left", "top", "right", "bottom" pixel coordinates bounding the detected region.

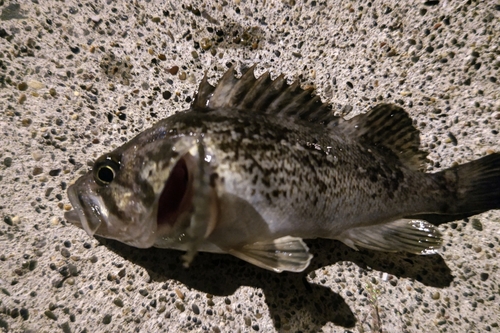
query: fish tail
[{"left": 439, "top": 153, "right": 500, "bottom": 215}]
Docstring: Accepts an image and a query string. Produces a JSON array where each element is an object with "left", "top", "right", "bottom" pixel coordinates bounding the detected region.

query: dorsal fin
[
  {"left": 337, "top": 104, "right": 428, "bottom": 170},
  {"left": 192, "top": 65, "right": 341, "bottom": 126}
]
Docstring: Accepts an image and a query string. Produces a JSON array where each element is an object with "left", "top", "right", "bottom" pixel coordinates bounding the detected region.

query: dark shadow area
[
  {"left": 98, "top": 236, "right": 454, "bottom": 331},
  {"left": 99, "top": 237, "right": 356, "bottom": 331},
  {"left": 307, "top": 239, "right": 453, "bottom": 288}
]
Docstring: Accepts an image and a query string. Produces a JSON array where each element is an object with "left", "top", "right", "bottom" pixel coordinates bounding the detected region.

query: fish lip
[
  {"left": 65, "top": 180, "right": 105, "bottom": 237},
  {"left": 64, "top": 209, "right": 82, "bottom": 226}
]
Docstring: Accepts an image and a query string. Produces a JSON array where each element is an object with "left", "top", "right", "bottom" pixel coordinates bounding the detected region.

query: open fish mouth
[
  {"left": 155, "top": 154, "right": 195, "bottom": 233},
  {"left": 153, "top": 139, "right": 220, "bottom": 263}
]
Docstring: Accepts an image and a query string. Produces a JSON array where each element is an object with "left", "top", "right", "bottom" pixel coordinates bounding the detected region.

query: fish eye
[{"left": 94, "top": 158, "right": 120, "bottom": 186}]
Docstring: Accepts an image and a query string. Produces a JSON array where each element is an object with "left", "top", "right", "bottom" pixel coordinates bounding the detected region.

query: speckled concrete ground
[{"left": 1, "top": 1, "right": 499, "bottom": 332}]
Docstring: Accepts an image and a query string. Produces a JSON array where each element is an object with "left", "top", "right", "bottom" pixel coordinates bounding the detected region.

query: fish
[{"left": 65, "top": 65, "right": 500, "bottom": 273}]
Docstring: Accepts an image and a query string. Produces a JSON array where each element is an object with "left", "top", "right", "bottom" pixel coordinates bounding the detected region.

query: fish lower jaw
[{"left": 93, "top": 214, "right": 158, "bottom": 248}]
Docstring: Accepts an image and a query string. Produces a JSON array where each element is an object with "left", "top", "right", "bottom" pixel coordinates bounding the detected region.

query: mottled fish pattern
[{"left": 65, "top": 65, "right": 500, "bottom": 272}]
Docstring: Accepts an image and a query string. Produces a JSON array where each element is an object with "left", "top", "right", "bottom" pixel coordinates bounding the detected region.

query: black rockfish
[{"left": 65, "top": 65, "right": 500, "bottom": 272}]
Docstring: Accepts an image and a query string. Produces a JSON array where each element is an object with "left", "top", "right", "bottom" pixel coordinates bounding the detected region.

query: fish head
[{"left": 65, "top": 135, "right": 217, "bottom": 250}]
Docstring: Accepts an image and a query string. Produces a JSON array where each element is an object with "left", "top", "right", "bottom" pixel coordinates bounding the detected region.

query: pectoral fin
[
  {"left": 228, "top": 236, "right": 313, "bottom": 273},
  {"left": 338, "top": 219, "right": 442, "bottom": 255}
]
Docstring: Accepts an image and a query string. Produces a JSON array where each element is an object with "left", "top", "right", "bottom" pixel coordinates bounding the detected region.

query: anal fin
[
  {"left": 228, "top": 236, "right": 313, "bottom": 273},
  {"left": 338, "top": 219, "right": 442, "bottom": 255}
]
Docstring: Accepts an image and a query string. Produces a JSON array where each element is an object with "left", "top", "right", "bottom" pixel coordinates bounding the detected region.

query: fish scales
[
  {"left": 164, "top": 110, "right": 428, "bottom": 230},
  {"left": 65, "top": 65, "right": 500, "bottom": 272}
]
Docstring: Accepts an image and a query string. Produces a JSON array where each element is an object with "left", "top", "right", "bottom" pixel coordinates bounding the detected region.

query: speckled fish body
[{"left": 65, "top": 65, "right": 500, "bottom": 272}]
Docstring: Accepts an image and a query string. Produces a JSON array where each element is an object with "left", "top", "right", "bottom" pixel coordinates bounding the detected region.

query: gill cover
[{"left": 155, "top": 136, "right": 219, "bottom": 266}]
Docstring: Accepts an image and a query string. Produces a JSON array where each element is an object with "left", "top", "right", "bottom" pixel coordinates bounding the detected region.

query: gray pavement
[{"left": 0, "top": 1, "right": 499, "bottom": 332}]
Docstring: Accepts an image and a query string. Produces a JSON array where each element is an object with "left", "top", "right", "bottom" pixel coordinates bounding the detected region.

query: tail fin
[{"left": 441, "top": 153, "right": 500, "bottom": 214}]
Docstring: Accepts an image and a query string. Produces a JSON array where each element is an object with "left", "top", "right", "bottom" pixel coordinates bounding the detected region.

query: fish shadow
[
  {"left": 99, "top": 237, "right": 453, "bottom": 331},
  {"left": 308, "top": 239, "right": 453, "bottom": 288}
]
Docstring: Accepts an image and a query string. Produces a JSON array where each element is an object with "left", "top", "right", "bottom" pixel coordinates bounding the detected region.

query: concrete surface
[{"left": 1, "top": 0, "right": 499, "bottom": 332}]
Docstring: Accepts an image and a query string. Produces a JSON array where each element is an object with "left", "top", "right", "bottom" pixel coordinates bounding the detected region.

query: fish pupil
[
  {"left": 93, "top": 157, "right": 120, "bottom": 185},
  {"left": 97, "top": 165, "right": 115, "bottom": 184}
]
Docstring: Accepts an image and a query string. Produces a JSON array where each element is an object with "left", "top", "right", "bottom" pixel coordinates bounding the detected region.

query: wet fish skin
[{"left": 65, "top": 65, "right": 500, "bottom": 272}]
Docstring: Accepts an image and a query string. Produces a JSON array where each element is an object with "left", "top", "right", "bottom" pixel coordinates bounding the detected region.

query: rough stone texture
[{"left": 0, "top": 1, "right": 499, "bottom": 332}]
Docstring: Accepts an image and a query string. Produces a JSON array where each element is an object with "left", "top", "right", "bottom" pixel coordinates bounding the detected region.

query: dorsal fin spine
[
  {"left": 191, "top": 65, "right": 340, "bottom": 126},
  {"left": 240, "top": 71, "right": 272, "bottom": 109},
  {"left": 227, "top": 64, "right": 257, "bottom": 107}
]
